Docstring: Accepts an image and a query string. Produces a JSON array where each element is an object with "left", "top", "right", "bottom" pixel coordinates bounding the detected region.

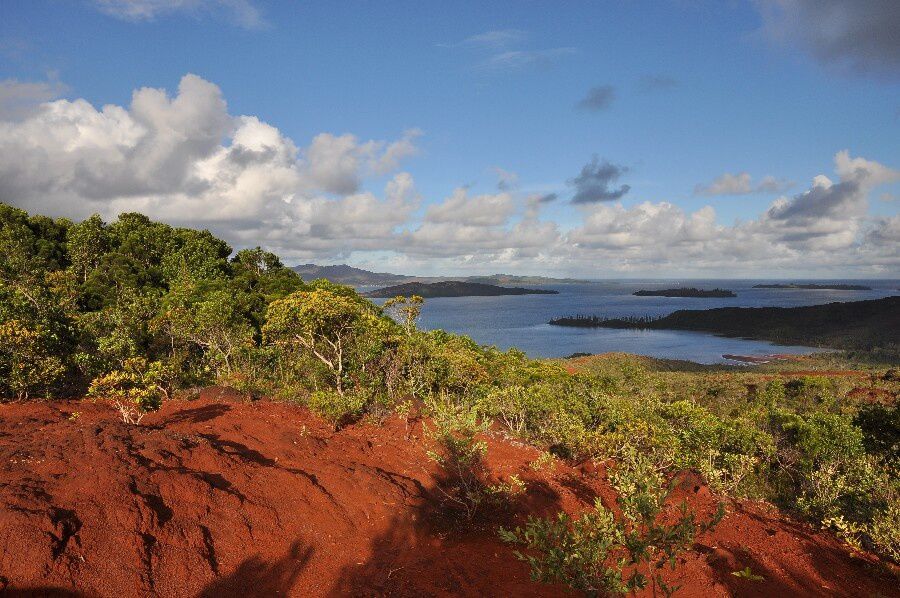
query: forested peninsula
[{"left": 550, "top": 297, "right": 900, "bottom": 357}]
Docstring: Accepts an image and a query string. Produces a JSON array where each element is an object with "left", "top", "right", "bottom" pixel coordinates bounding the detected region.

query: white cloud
[
  {"left": 0, "top": 73, "right": 896, "bottom": 276},
  {"left": 442, "top": 29, "right": 575, "bottom": 73},
  {"left": 0, "top": 73, "right": 421, "bottom": 261},
  {"left": 450, "top": 30, "right": 527, "bottom": 49},
  {"left": 563, "top": 152, "right": 899, "bottom": 274},
  {"left": 425, "top": 188, "right": 514, "bottom": 227},
  {"left": 477, "top": 48, "right": 576, "bottom": 72},
  {"left": 93, "top": 0, "right": 265, "bottom": 28}
]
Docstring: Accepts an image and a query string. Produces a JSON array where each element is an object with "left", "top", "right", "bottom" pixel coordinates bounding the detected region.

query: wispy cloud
[
  {"left": 92, "top": 0, "right": 266, "bottom": 29},
  {"left": 476, "top": 47, "right": 576, "bottom": 72},
  {"left": 443, "top": 29, "right": 575, "bottom": 73},
  {"left": 694, "top": 172, "right": 793, "bottom": 196},
  {"left": 442, "top": 29, "right": 526, "bottom": 49}
]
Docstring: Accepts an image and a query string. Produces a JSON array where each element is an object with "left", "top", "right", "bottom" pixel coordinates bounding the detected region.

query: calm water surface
[{"left": 370, "top": 280, "right": 899, "bottom": 364}]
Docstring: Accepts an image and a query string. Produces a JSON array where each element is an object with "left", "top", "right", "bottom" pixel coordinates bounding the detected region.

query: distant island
[
  {"left": 365, "top": 281, "right": 559, "bottom": 298},
  {"left": 292, "top": 263, "right": 589, "bottom": 287},
  {"left": 753, "top": 283, "right": 872, "bottom": 291},
  {"left": 549, "top": 296, "right": 900, "bottom": 357},
  {"left": 633, "top": 288, "right": 736, "bottom": 298}
]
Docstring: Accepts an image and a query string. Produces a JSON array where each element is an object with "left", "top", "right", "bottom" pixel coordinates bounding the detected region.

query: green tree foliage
[
  {"left": 0, "top": 319, "right": 66, "bottom": 399},
  {"left": 263, "top": 288, "right": 382, "bottom": 396}
]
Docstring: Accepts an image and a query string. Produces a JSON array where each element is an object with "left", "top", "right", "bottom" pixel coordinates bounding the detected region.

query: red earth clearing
[{"left": 0, "top": 390, "right": 896, "bottom": 597}]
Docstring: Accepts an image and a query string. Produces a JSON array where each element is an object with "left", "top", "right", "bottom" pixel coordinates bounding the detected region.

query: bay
[{"left": 369, "top": 279, "right": 899, "bottom": 364}]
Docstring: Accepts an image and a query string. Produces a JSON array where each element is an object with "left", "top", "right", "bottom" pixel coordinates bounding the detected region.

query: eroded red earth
[{"left": 0, "top": 390, "right": 896, "bottom": 597}]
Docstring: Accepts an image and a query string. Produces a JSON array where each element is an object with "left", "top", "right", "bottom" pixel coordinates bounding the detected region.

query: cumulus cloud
[
  {"left": 425, "top": 188, "right": 514, "bottom": 227},
  {"left": 757, "top": 0, "right": 900, "bottom": 77},
  {"left": 0, "top": 73, "right": 421, "bottom": 260},
  {"left": 93, "top": 0, "right": 265, "bottom": 28},
  {"left": 561, "top": 150, "right": 899, "bottom": 274},
  {"left": 694, "top": 172, "right": 793, "bottom": 196},
  {"left": 0, "top": 74, "right": 896, "bottom": 276},
  {"left": 761, "top": 151, "right": 900, "bottom": 250},
  {"left": 569, "top": 157, "right": 631, "bottom": 203},
  {"left": 577, "top": 85, "right": 616, "bottom": 112}
]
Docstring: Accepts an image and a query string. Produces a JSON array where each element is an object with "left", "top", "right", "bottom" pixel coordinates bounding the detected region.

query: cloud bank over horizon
[{"left": 0, "top": 74, "right": 897, "bottom": 278}]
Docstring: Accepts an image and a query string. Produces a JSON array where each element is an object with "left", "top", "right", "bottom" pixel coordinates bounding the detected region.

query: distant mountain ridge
[
  {"left": 291, "top": 264, "right": 588, "bottom": 286},
  {"left": 364, "top": 281, "right": 559, "bottom": 298}
]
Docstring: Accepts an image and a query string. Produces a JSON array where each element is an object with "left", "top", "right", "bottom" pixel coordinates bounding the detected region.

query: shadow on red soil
[{"left": 0, "top": 394, "right": 896, "bottom": 597}]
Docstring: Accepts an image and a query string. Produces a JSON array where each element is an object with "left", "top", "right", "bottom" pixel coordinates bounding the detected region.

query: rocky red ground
[{"left": 0, "top": 390, "right": 896, "bottom": 597}]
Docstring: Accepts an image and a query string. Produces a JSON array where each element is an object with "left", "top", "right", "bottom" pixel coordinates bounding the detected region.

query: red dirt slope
[{"left": 0, "top": 392, "right": 896, "bottom": 597}]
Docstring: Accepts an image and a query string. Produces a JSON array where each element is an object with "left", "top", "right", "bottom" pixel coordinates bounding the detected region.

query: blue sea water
[{"left": 370, "top": 280, "right": 899, "bottom": 364}]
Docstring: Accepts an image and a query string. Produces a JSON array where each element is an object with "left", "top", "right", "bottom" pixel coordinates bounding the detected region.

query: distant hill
[
  {"left": 633, "top": 288, "right": 736, "bottom": 298},
  {"left": 549, "top": 296, "right": 900, "bottom": 358},
  {"left": 292, "top": 264, "right": 589, "bottom": 286},
  {"left": 465, "top": 274, "right": 589, "bottom": 285},
  {"left": 753, "top": 283, "right": 872, "bottom": 291},
  {"left": 292, "top": 264, "right": 416, "bottom": 286},
  {"left": 365, "top": 281, "right": 559, "bottom": 298}
]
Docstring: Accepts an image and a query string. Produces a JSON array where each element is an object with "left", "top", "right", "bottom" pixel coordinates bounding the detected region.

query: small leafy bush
[
  {"left": 307, "top": 389, "right": 367, "bottom": 430},
  {"left": 502, "top": 452, "right": 724, "bottom": 596},
  {"left": 88, "top": 357, "right": 170, "bottom": 424},
  {"left": 425, "top": 401, "right": 496, "bottom": 519}
]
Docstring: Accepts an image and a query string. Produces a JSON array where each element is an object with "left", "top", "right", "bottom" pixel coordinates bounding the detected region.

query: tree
[
  {"left": 67, "top": 214, "right": 108, "bottom": 282},
  {"left": 384, "top": 295, "right": 424, "bottom": 335},
  {"left": 161, "top": 285, "right": 254, "bottom": 377},
  {"left": 161, "top": 229, "right": 231, "bottom": 283},
  {"left": 263, "top": 289, "right": 376, "bottom": 396},
  {"left": 0, "top": 319, "right": 66, "bottom": 399}
]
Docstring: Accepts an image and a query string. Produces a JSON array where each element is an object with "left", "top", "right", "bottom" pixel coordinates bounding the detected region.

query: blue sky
[{"left": 1, "top": 0, "right": 898, "bottom": 277}]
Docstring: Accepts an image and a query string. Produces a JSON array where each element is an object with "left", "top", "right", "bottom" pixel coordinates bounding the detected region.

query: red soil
[{"left": 0, "top": 392, "right": 896, "bottom": 597}]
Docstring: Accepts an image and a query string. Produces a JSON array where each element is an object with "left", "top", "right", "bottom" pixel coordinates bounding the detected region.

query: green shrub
[
  {"left": 425, "top": 401, "right": 493, "bottom": 519},
  {"left": 501, "top": 452, "right": 725, "bottom": 596},
  {"left": 855, "top": 402, "right": 900, "bottom": 466},
  {"left": 868, "top": 500, "right": 900, "bottom": 562},
  {"left": 87, "top": 357, "right": 169, "bottom": 424},
  {"left": 307, "top": 389, "right": 367, "bottom": 430},
  {"left": 0, "top": 319, "right": 66, "bottom": 399}
]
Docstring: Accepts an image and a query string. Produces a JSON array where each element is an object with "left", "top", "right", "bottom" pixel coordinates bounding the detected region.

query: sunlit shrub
[
  {"left": 87, "top": 357, "right": 170, "bottom": 424},
  {"left": 0, "top": 319, "right": 66, "bottom": 399},
  {"left": 501, "top": 451, "right": 725, "bottom": 596},
  {"left": 307, "top": 389, "right": 367, "bottom": 430},
  {"left": 425, "top": 400, "right": 500, "bottom": 519}
]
